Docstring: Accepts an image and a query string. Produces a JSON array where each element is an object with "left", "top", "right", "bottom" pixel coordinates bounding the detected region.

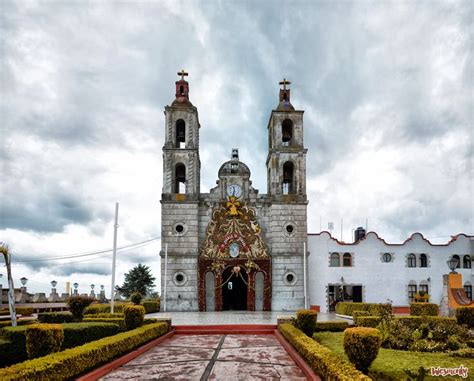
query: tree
[
  {"left": 119, "top": 264, "right": 156, "bottom": 298},
  {"left": 0, "top": 243, "right": 17, "bottom": 326}
]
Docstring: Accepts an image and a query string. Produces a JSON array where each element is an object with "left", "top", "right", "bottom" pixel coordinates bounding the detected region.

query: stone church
[{"left": 160, "top": 71, "right": 308, "bottom": 312}]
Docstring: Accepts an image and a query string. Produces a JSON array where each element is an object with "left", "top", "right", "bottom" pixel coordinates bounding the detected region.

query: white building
[{"left": 307, "top": 229, "right": 473, "bottom": 313}]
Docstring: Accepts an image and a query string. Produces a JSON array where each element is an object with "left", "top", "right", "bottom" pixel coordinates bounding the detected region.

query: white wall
[{"left": 307, "top": 231, "right": 473, "bottom": 313}]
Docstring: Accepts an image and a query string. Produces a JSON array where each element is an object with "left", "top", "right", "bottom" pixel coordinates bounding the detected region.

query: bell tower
[
  {"left": 160, "top": 70, "right": 201, "bottom": 311},
  {"left": 266, "top": 79, "right": 307, "bottom": 199},
  {"left": 265, "top": 78, "right": 308, "bottom": 311},
  {"left": 162, "top": 70, "right": 201, "bottom": 197}
]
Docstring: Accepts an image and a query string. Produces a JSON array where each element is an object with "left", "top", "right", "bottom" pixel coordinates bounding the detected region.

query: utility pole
[
  {"left": 303, "top": 242, "right": 307, "bottom": 309},
  {"left": 110, "top": 203, "right": 119, "bottom": 314},
  {"left": 0, "top": 243, "right": 17, "bottom": 326},
  {"left": 163, "top": 243, "right": 168, "bottom": 312}
]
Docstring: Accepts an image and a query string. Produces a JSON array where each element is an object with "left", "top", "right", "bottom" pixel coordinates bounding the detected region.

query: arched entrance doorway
[{"left": 222, "top": 266, "right": 247, "bottom": 310}]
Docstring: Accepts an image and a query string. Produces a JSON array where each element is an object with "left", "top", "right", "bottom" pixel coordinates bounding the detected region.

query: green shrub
[
  {"left": 0, "top": 322, "right": 169, "bottom": 380},
  {"left": 88, "top": 313, "right": 124, "bottom": 318},
  {"left": 294, "top": 309, "right": 317, "bottom": 337},
  {"left": 449, "top": 348, "right": 474, "bottom": 358},
  {"left": 0, "top": 309, "right": 10, "bottom": 316},
  {"left": 67, "top": 296, "right": 94, "bottom": 321},
  {"left": 61, "top": 322, "right": 119, "bottom": 348},
  {"left": 353, "top": 310, "right": 370, "bottom": 325},
  {"left": 0, "top": 337, "right": 27, "bottom": 367},
  {"left": 278, "top": 323, "right": 370, "bottom": 380},
  {"left": 83, "top": 317, "right": 126, "bottom": 331},
  {"left": 38, "top": 312, "right": 74, "bottom": 324},
  {"left": 141, "top": 300, "right": 160, "bottom": 313},
  {"left": 0, "top": 319, "right": 37, "bottom": 329},
  {"left": 456, "top": 306, "right": 474, "bottom": 328},
  {"left": 410, "top": 303, "right": 439, "bottom": 316},
  {"left": 25, "top": 324, "right": 64, "bottom": 359},
  {"left": 409, "top": 339, "right": 446, "bottom": 353},
  {"left": 84, "top": 302, "right": 128, "bottom": 315},
  {"left": 124, "top": 305, "right": 145, "bottom": 330},
  {"left": 16, "top": 308, "right": 34, "bottom": 316},
  {"left": 130, "top": 292, "right": 143, "bottom": 305},
  {"left": 314, "top": 321, "right": 350, "bottom": 332},
  {"left": 355, "top": 316, "right": 381, "bottom": 328},
  {"left": 343, "top": 327, "right": 382, "bottom": 374},
  {"left": 335, "top": 302, "right": 392, "bottom": 317}
]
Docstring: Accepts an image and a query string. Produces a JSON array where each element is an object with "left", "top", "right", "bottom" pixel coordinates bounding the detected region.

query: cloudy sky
[{"left": 1, "top": 0, "right": 472, "bottom": 296}]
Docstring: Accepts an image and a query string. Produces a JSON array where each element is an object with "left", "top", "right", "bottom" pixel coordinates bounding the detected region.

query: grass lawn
[{"left": 313, "top": 332, "right": 474, "bottom": 381}]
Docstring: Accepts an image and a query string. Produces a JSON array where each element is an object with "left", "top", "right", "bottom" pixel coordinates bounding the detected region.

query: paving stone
[
  {"left": 222, "top": 334, "right": 280, "bottom": 348},
  {"left": 100, "top": 361, "right": 208, "bottom": 380},
  {"left": 209, "top": 361, "right": 306, "bottom": 380},
  {"left": 124, "top": 346, "right": 214, "bottom": 365},
  {"left": 162, "top": 334, "right": 223, "bottom": 349}
]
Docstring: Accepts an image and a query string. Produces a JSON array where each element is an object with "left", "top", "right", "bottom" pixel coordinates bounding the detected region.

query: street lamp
[
  {"left": 20, "top": 277, "right": 28, "bottom": 286},
  {"left": 90, "top": 284, "right": 95, "bottom": 290},
  {"left": 447, "top": 257, "right": 459, "bottom": 274},
  {"left": 73, "top": 282, "right": 79, "bottom": 289},
  {"left": 51, "top": 280, "right": 57, "bottom": 288}
]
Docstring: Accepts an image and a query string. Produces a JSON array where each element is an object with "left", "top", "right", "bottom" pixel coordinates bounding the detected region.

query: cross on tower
[
  {"left": 279, "top": 78, "right": 291, "bottom": 90},
  {"left": 177, "top": 69, "right": 188, "bottom": 80}
]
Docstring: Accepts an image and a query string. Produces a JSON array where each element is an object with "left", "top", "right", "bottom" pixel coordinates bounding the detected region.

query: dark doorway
[
  {"left": 352, "top": 286, "right": 362, "bottom": 302},
  {"left": 222, "top": 267, "right": 248, "bottom": 310}
]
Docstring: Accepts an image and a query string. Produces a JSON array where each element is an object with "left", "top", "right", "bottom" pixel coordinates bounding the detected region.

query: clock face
[{"left": 227, "top": 184, "right": 242, "bottom": 198}]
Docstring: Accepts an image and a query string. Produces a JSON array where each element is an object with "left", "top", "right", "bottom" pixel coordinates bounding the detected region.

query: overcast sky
[{"left": 1, "top": 0, "right": 472, "bottom": 296}]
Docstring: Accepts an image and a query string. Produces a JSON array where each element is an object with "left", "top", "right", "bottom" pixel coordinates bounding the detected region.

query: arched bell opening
[
  {"left": 282, "top": 161, "right": 295, "bottom": 195},
  {"left": 174, "top": 163, "right": 186, "bottom": 194},
  {"left": 282, "top": 119, "right": 293, "bottom": 146},
  {"left": 176, "top": 119, "right": 186, "bottom": 148}
]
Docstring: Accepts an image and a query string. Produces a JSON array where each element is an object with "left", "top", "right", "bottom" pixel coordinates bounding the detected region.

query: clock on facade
[{"left": 227, "top": 184, "right": 242, "bottom": 198}]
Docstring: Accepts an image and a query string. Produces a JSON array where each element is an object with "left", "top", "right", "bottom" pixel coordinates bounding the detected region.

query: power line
[{"left": 13, "top": 236, "right": 161, "bottom": 263}]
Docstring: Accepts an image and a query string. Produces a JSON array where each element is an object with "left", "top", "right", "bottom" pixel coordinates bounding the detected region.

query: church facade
[{"left": 160, "top": 72, "right": 308, "bottom": 312}]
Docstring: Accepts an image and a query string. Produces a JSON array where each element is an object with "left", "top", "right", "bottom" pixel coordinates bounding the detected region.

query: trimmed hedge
[
  {"left": 0, "top": 329, "right": 27, "bottom": 367},
  {"left": 294, "top": 309, "right": 317, "bottom": 337},
  {"left": 456, "top": 306, "right": 474, "bottom": 328},
  {"left": 314, "top": 321, "right": 350, "bottom": 332},
  {"left": 0, "top": 320, "right": 37, "bottom": 329},
  {"left": 278, "top": 323, "right": 370, "bottom": 380},
  {"left": 82, "top": 317, "right": 126, "bottom": 331},
  {"left": 0, "top": 322, "right": 169, "bottom": 380},
  {"left": 0, "top": 308, "right": 34, "bottom": 317},
  {"left": 26, "top": 324, "right": 64, "bottom": 359},
  {"left": 84, "top": 303, "right": 129, "bottom": 315},
  {"left": 124, "top": 305, "right": 145, "bottom": 330},
  {"left": 67, "top": 296, "right": 94, "bottom": 321},
  {"left": 355, "top": 316, "right": 381, "bottom": 328},
  {"left": 38, "top": 312, "right": 74, "bottom": 324},
  {"left": 353, "top": 310, "right": 370, "bottom": 326},
  {"left": 141, "top": 300, "right": 160, "bottom": 313},
  {"left": 335, "top": 302, "right": 391, "bottom": 317},
  {"left": 343, "top": 327, "right": 382, "bottom": 374},
  {"left": 409, "top": 303, "right": 439, "bottom": 316}
]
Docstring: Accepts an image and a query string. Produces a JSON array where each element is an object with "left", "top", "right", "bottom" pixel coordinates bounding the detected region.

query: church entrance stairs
[{"left": 80, "top": 326, "right": 320, "bottom": 380}]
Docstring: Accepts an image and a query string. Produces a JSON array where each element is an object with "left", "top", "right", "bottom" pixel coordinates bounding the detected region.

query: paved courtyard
[
  {"left": 99, "top": 334, "right": 308, "bottom": 380},
  {"left": 146, "top": 311, "right": 346, "bottom": 325}
]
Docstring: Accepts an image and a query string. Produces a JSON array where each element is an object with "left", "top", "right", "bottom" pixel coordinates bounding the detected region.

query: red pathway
[{"left": 97, "top": 333, "right": 309, "bottom": 380}]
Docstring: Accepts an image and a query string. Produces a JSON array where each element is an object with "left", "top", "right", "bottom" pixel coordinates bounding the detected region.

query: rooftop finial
[
  {"left": 231, "top": 148, "right": 239, "bottom": 161},
  {"left": 279, "top": 78, "right": 291, "bottom": 90},
  {"left": 177, "top": 69, "right": 188, "bottom": 81}
]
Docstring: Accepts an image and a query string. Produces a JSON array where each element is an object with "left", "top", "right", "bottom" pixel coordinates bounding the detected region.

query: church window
[
  {"left": 407, "top": 254, "right": 416, "bottom": 267},
  {"left": 173, "top": 221, "right": 187, "bottom": 236},
  {"left": 283, "top": 271, "right": 297, "bottom": 285},
  {"left": 382, "top": 253, "right": 392, "bottom": 263},
  {"left": 452, "top": 255, "right": 461, "bottom": 268},
  {"left": 463, "top": 255, "right": 471, "bottom": 269},
  {"left": 173, "top": 271, "right": 187, "bottom": 286},
  {"left": 174, "top": 163, "right": 186, "bottom": 193},
  {"left": 420, "top": 253, "right": 428, "bottom": 268},
  {"left": 343, "top": 253, "right": 352, "bottom": 267},
  {"left": 282, "top": 119, "right": 293, "bottom": 146},
  {"left": 286, "top": 225, "right": 294, "bottom": 233},
  {"left": 282, "top": 161, "right": 294, "bottom": 194},
  {"left": 330, "top": 253, "right": 340, "bottom": 267},
  {"left": 176, "top": 119, "right": 186, "bottom": 148},
  {"left": 179, "top": 85, "right": 184, "bottom": 95},
  {"left": 419, "top": 283, "right": 429, "bottom": 295},
  {"left": 408, "top": 282, "right": 417, "bottom": 302},
  {"left": 175, "top": 224, "right": 184, "bottom": 234},
  {"left": 465, "top": 283, "right": 472, "bottom": 301}
]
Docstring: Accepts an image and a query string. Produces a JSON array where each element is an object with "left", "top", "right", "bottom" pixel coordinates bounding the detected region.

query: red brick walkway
[{"left": 99, "top": 334, "right": 308, "bottom": 380}]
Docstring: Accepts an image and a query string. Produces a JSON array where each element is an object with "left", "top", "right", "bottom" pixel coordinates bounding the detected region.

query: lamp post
[
  {"left": 50, "top": 280, "right": 59, "bottom": 302},
  {"left": 73, "top": 282, "right": 79, "bottom": 296},
  {"left": 90, "top": 284, "right": 95, "bottom": 299},
  {"left": 447, "top": 257, "right": 459, "bottom": 274}
]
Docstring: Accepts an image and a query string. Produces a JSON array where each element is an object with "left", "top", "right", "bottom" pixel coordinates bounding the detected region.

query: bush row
[
  {"left": 26, "top": 324, "right": 63, "bottom": 359},
  {"left": 456, "top": 306, "right": 474, "bottom": 328},
  {"left": 294, "top": 310, "right": 317, "bottom": 337},
  {"left": 0, "top": 308, "right": 34, "bottom": 317},
  {"left": 38, "top": 312, "right": 74, "bottom": 324},
  {"left": 335, "top": 302, "right": 391, "bottom": 317},
  {"left": 356, "top": 315, "right": 457, "bottom": 329},
  {"left": 0, "top": 322, "right": 120, "bottom": 367},
  {"left": 141, "top": 300, "right": 160, "bottom": 313},
  {"left": 409, "top": 303, "right": 439, "bottom": 316},
  {"left": 314, "top": 321, "right": 350, "bottom": 332},
  {"left": 343, "top": 327, "right": 382, "bottom": 374},
  {"left": 0, "top": 320, "right": 36, "bottom": 329},
  {"left": 0, "top": 322, "right": 169, "bottom": 380},
  {"left": 84, "top": 300, "right": 160, "bottom": 315},
  {"left": 278, "top": 323, "right": 370, "bottom": 380}
]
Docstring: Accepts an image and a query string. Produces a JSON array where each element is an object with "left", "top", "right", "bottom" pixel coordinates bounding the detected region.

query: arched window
[
  {"left": 179, "top": 85, "right": 184, "bottom": 95},
  {"left": 420, "top": 254, "right": 428, "bottom": 268},
  {"left": 176, "top": 119, "right": 186, "bottom": 148},
  {"left": 174, "top": 163, "right": 186, "bottom": 194},
  {"left": 407, "top": 254, "right": 416, "bottom": 268},
  {"left": 382, "top": 253, "right": 392, "bottom": 263},
  {"left": 408, "top": 281, "right": 417, "bottom": 302},
  {"left": 452, "top": 255, "right": 461, "bottom": 268},
  {"left": 281, "top": 119, "right": 293, "bottom": 146},
  {"left": 343, "top": 253, "right": 352, "bottom": 267},
  {"left": 463, "top": 255, "right": 471, "bottom": 269},
  {"left": 282, "top": 161, "right": 294, "bottom": 195},
  {"left": 330, "top": 253, "right": 340, "bottom": 267},
  {"left": 464, "top": 282, "right": 472, "bottom": 301},
  {"left": 419, "top": 281, "right": 429, "bottom": 295}
]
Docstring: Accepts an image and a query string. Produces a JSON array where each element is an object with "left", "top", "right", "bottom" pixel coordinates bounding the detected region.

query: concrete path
[
  {"left": 146, "top": 311, "right": 346, "bottom": 325},
  {"left": 99, "top": 333, "right": 307, "bottom": 380}
]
